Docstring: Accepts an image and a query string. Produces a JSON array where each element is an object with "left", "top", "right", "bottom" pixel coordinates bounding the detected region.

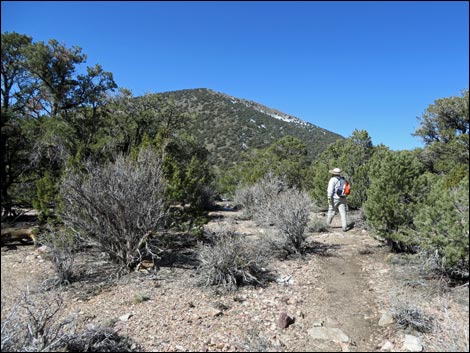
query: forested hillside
[{"left": 156, "top": 88, "right": 343, "bottom": 172}]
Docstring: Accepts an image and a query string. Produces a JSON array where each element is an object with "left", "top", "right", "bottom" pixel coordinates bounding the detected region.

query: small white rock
[
  {"left": 119, "top": 313, "right": 132, "bottom": 321},
  {"left": 380, "top": 340, "right": 394, "bottom": 351},
  {"left": 403, "top": 334, "right": 422, "bottom": 352},
  {"left": 378, "top": 312, "right": 394, "bottom": 326}
]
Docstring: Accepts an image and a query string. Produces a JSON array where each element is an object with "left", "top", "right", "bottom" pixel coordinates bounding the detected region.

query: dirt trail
[
  {"left": 215, "top": 208, "right": 394, "bottom": 352},
  {"left": 302, "top": 228, "right": 389, "bottom": 351}
]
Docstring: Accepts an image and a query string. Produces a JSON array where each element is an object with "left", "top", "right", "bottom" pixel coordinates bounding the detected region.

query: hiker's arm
[{"left": 327, "top": 178, "right": 335, "bottom": 204}]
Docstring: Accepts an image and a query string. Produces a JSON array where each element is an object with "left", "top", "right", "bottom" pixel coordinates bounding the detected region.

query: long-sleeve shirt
[{"left": 327, "top": 176, "right": 341, "bottom": 200}]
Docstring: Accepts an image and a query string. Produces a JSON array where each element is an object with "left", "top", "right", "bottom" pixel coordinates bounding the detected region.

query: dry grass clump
[
  {"left": 196, "top": 224, "right": 272, "bottom": 291},
  {"left": 421, "top": 290, "right": 469, "bottom": 352},
  {"left": 387, "top": 281, "right": 469, "bottom": 352},
  {"left": 391, "top": 304, "right": 434, "bottom": 333},
  {"left": 238, "top": 326, "right": 273, "bottom": 352},
  {"left": 132, "top": 293, "right": 151, "bottom": 304},
  {"left": 357, "top": 247, "right": 374, "bottom": 255},
  {"left": 66, "top": 325, "right": 140, "bottom": 352}
]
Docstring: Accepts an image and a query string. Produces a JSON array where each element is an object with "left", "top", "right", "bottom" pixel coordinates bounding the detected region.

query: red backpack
[{"left": 335, "top": 176, "right": 351, "bottom": 197}]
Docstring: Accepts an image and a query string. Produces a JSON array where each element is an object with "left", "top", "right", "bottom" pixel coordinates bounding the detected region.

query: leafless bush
[
  {"left": 1, "top": 301, "right": 21, "bottom": 352},
  {"left": 38, "top": 226, "right": 79, "bottom": 286},
  {"left": 423, "top": 291, "right": 469, "bottom": 352},
  {"left": 60, "top": 147, "right": 167, "bottom": 273},
  {"left": 233, "top": 185, "right": 256, "bottom": 219},
  {"left": 1, "top": 291, "right": 76, "bottom": 352},
  {"left": 65, "top": 325, "right": 140, "bottom": 352},
  {"left": 234, "top": 173, "right": 287, "bottom": 219},
  {"left": 256, "top": 188, "right": 314, "bottom": 256},
  {"left": 196, "top": 225, "right": 271, "bottom": 291},
  {"left": 417, "top": 249, "right": 469, "bottom": 280}
]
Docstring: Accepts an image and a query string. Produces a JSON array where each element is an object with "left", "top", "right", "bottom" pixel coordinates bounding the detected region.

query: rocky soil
[{"left": 1, "top": 207, "right": 468, "bottom": 352}]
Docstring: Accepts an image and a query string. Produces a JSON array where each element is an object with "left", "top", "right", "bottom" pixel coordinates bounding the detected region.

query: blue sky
[{"left": 2, "top": 1, "right": 469, "bottom": 150}]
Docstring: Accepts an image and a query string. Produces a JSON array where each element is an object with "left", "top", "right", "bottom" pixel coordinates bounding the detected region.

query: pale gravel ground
[{"left": 1, "top": 209, "right": 468, "bottom": 352}]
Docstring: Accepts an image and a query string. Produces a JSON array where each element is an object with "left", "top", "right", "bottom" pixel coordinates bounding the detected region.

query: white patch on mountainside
[{"left": 211, "top": 89, "right": 321, "bottom": 130}]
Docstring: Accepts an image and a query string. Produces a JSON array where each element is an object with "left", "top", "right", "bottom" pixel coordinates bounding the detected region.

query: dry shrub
[
  {"left": 66, "top": 326, "right": 140, "bottom": 352},
  {"left": 348, "top": 208, "right": 368, "bottom": 230},
  {"left": 60, "top": 147, "right": 167, "bottom": 273},
  {"left": 421, "top": 291, "right": 469, "bottom": 352},
  {"left": 196, "top": 224, "right": 271, "bottom": 291},
  {"left": 38, "top": 226, "right": 79, "bottom": 286},
  {"left": 1, "top": 291, "right": 141, "bottom": 352},
  {"left": 234, "top": 173, "right": 314, "bottom": 256},
  {"left": 391, "top": 304, "right": 434, "bottom": 333},
  {"left": 234, "top": 173, "right": 286, "bottom": 219},
  {"left": 388, "top": 285, "right": 469, "bottom": 352},
  {"left": 418, "top": 249, "right": 469, "bottom": 281},
  {"left": 1, "top": 291, "right": 75, "bottom": 352},
  {"left": 307, "top": 217, "right": 329, "bottom": 233},
  {"left": 233, "top": 185, "right": 256, "bottom": 219},
  {"left": 256, "top": 188, "right": 314, "bottom": 256}
]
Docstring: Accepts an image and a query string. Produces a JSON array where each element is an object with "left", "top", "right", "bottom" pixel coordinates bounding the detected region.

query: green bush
[
  {"left": 33, "top": 171, "right": 60, "bottom": 223},
  {"left": 414, "top": 175, "right": 469, "bottom": 278},
  {"left": 222, "top": 136, "right": 309, "bottom": 195},
  {"left": 363, "top": 149, "right": 426, "bottom": 251},
  {"left": 137, "top": 131, "right": 215, "bottom": 232}
]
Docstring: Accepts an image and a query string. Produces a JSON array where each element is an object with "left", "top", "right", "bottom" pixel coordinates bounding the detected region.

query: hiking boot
[{"left": 342, "top": 222, "right": 355, "bottom": 232}]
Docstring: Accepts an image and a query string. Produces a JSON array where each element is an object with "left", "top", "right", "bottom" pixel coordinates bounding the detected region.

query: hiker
[{"left": 326, "top": 167, "right": 350, "bottom": 232}]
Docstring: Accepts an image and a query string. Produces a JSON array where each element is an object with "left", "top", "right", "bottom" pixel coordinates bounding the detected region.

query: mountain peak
[{"left": 157, "top": 88, "right": 343, "bottom": 171}]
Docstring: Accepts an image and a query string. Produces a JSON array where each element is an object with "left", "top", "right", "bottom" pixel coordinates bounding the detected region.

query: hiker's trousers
[{"left": 327, "top": 197, "right": 348, "bottom": 231}]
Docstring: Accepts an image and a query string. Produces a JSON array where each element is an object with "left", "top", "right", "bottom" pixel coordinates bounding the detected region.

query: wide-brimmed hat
[{"left": 329, "top": 168, "right": 342, "bottom": 175}]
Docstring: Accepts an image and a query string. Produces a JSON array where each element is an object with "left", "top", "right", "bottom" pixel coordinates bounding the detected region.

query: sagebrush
[
  {"left": 256, "top": 187, "right": 314, "bottom": 256},
  {"left": 60, "top": 147, "right": 167, "bottom": 273}
]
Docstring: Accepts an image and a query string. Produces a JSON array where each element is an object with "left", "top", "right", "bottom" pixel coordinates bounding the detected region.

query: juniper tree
[
  {"left": 363, "top": 149, "right": 427, "bottom": 251},
  {"left": 1, "top": 32, "right": 34, "bottom": 218},
  {"left": 414, "top": 175, "right": 469, "bottom": 278},
  {"left": 413, "top": 88, "right": 469, "bottom": 175}
]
